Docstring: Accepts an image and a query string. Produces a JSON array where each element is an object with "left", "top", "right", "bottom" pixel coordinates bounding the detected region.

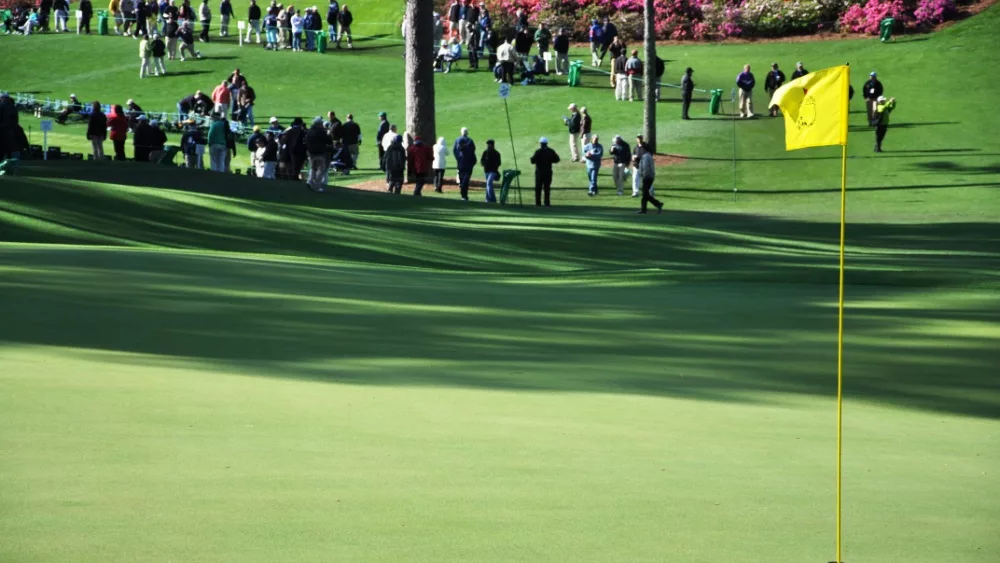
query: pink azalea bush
[
  {"left": 839, "top": 0, "right": 909, "bottom": 34},
  {"left": 912, "top": 0, "right": 957, "bottom": 27}
]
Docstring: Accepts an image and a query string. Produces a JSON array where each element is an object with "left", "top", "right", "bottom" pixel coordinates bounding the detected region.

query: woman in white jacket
[{"left": 432, "top": 137, "right": 447, "bottom": 193}]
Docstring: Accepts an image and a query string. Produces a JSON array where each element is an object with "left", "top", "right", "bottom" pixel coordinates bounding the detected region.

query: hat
[
  {"left": 137, "top": 114, "right": 147, "bottom": 121},
  {"left": 486, "top": 139, "right": 495, "bottom": 144},
  {"left": 877, "top": 95, "right": 886, "bottom": 103},
  {"left": 796, "top": 61, "right": 803, "bottom": 66},
  {"left": 870, "top": 71, "right": 877, "bottom": 77},
  {"left": 70, "top": 93, "right": 77, "bottom": 98},
  {"left": 127, "top": 99, "right": 135, "bottom": 104},
  {"left": 253, "top": 125, "right": 261, "bottom": 132},
  {"left": 686, "top": 67, "right": 693, "bottom": 73},
  {"left": 269, "top": 116, "right": 278, "bottom": 122},
  {"left": 378, "top": 111, "right": 387, "bottom": 118},
  {"left": 0, "top": 91, "right": 9, "bottom": 97},
  {"left": 539, "top": 137, "right": 548, "bottom": 144},
  {"left": 150, "top": 120, "right": 159, "bottom": 126},
  {"left": 394, "top": 134, "right": 403, "bottom": 143},
  {"left": 567, "top": 103, "right": 577, "bottom": 110},
  {"left": 636, "top": 134, "right": 644, "bottom": 139},
  {"left": 313, "top": 116, "right": 324, "bottom": 125}
]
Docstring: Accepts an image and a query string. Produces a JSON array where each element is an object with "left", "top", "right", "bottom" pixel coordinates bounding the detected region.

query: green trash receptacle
[
  {"left": 879, "top": 18, "right": 894, "bottom": 42},
  {"left": 499, "top": 169, "right": 521, "bottom": 205},
  {"left": 568, "top": 60, "right": 583, "bottom": 87},
  {"left": 709, "top": 88, "right": 723, "bottom": 115},
  {"left": 97, "top": 10, "right": 109, "bottom": 36},
  {"left": 317, "top": 31, "right": 327, "bottom": 53}
]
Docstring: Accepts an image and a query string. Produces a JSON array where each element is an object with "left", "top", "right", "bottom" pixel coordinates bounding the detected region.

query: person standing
[
  {"left": 582, "top": 134, "right": 603, "bottom": 196},
  {"left": 610, "top": 135, "right": 630, "bottom": 195},
  {"left": 636, "top": 144, "right": 663, "bottom": 214},
  {"left": 681, "top": 67, "right": 694, "bottom": 120},
  {"left": 863, "top": 71, "right": 883, "bottom": 126},
  {"left": 109, "top": 0, "right": 122, "bottom": 34},
  {"left": 290, "top": 9, "right": 303, "bottom": 51},
  {"left": 246, "top": 0, "right": 262, "bottom": 42},
  {"left": 764, "top": 63, "right": 785, "bottom": 117},
  {"left": 534, "top": 22, "right": 551, "bottom": 69},
  {"left": 530, "top": 137, "right": 560, "bottom": 207},
  {"left": 580, "top": 106, "right": 592, "bottom": 154},
  {"left": 613, "top": 50, "right": 628, "bottom": 101},
  {"left": 630, "top": 134, "right": 645, "bottom": 197},
  {"left": 326, "top": 0, "right": 339, "bottom": 43},
  {"left": 479, "top": 139, "right": 501, "bottom": 203},
  {"left": 452, "top": 127, "right": 476, "bottom": 201},
  {"left": 447, "top": 0, "right": 460, "bottom": 37},
  {"left": 873, "top": 95, "right": 896, "bottom": 153},
  {"left": 198, "top": 0, "right": 210, "bottom": 42},
  {"left": 165, "top": 15, "right": 179, "bottom": 59},
  {"left": 306, "top": 116, "right": 331, "bottom": 192},
  {"left": 257, "top": 133, "right": 278, "bottom": 178},
  {"left": 53, "top": 0, "right": 69, "bottom": 32},
  {"left": 206, "top": 113, "right": 228, "bottom": 171},
  {"left": 463, "top": 0, "right": 479, "bottom": 49},
  {"left": 736, "top": 64, "right": 755, "bottom": 119},
  {"left": 553, "top": 27, "right": 569, "bottom": 76},
  {"left": 86, "top": 102, "right": 108, "bottom": 161},
  {"left": 139, "top": 33, "right": 153, "bottom": 78},
  {"left": 132, "top": 115, "right": 152, "bottom": 162},
  {"left": 79, "top": 0, "right": 93, "bottom": 34},
  {"left": 108, "top": 105, "right": 129, "bottom": 160},
  {"left": 625, "top": 50, "right": 644, "bottom": 102},
  {"left": 211, "top": 80, "right": 231, "bottom": 115},
  {"left": 653, "top": 55, "right": 665, "bottom": 101},
  {"left": 149, "top": 33, "right": 167, "bottom": 75},
  {"left": 340, "top": 113, "right": 361, "bottom": 168},
  {"left": 375, "top": 112, "right": 390, "bottom": 171},
  {"left": 432, "top": 136, "right": 447, "bottom": 192},
  {"left": 148, "top": 120, "right": 168, "bottom": 163},
  {"left": 563, "top": 103, "right": 582, "bottom": 162},
  {"left": 407, "top": 135, "right": 433, "bottom": 196},
  {"left": 336, "top": 4, "right": 352, "bottom": 48},
  {"left": 135, "top": 0, "right": 149, "bottom": 38},
  {"left": 791, "top": 61, "right": 808, "bottom": 79},
  {"left": 237, "top": 82, "right": 256, "bottom": 125},
  {"left": 588, "top": 19, "right": 603, "bottom": 67},
  {"left": 383, "top": 135, "right": 406, "bottom": 194},
  {"left": 496, "top": 37, "right": 517, "bottom": 84},
  {"left": 219, "top": 0, "right": 231, "bottom": 36}
]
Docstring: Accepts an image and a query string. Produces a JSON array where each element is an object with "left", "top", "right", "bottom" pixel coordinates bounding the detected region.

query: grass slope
[{"left": 1, "top": 6, "right": 1000, "bottom": 563}]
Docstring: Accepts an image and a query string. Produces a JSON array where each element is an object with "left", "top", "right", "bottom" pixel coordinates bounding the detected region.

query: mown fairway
[{"left": 1, "top": 4, "right": 998, "bottom": 562}]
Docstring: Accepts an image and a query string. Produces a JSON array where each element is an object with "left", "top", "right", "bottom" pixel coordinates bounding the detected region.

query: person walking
[
  {"left": 139, "top": 33, "right": 153, "bottom": 78},
  {"left": 791, "top": 61, "right": 808, "bottom": 79},
  {"left": 863, "top": 71, "right": 884, "bottom": 126},
  {"left": 630, "top": 134, "right": 645, "bottom": 197},
  {"left": 530, "top": 137, "right": 560, "bottom": 207},
  {"left": 873, "top": 95, "right": 896, "bottom": 153},
  {"left": 681, "top": 67, "right": 694, "bottom": 120},
  {"left": 336, "top": 4, "right": 352, "bottom": 48},
  {"left": 553, "top": 27, "right": 569, "bottom": 76},
  {"left": 86, "top": 102, "right": 108, "bottom": 161},
  {"left": 305, "top": 116, "right": 331, "bottom": 191},
  {"left": 407, "top": 135, "right": 433, "bottom": 196},
  {"left": 198, "top": 0, "right": 210, "bottom": 41},
  {"left": 599, "top": 16, "right": 617, "bottom": 63},
  {"left": 588, "top": 19, "right": 603, "bottom": 67},
  {"left": 207, "top": 113, "right": 228, "bottom": 172},
  {"left": 432, "top": 136, "right": 447, "bottom": 192},
  {"left": 53, "top": 0, "right": 69, "bottom": 31},
  {"left": 384, "top": 135, "right": 407, "bottom": 194},
  {"left": 583, "top": 134, "right": 603, "bottom": 196},
  {"left": 563, "top": 103, "right": 582, "bottom": 162},
  {"left": 108, "top": 105, "right": 129, "bottom": 160},
  {"left": 219, "top": 0, "right": 231, "bottom": 36},
  {"left": 613, "top": 49, "right": 628, "bottom": 101},
  {"left": 610, "top": 134, "right": 630, "bottom": 195},
  {"left": 340, "top": 113, "right": 361, "bottom": 168},
  {"left": 636, "top": 144, "right": 663, "bottom": 214},
  {"left": 764, "top": 62, "right": 785, "bottom": 117},
  {"left": 452, "top": 127, "right": 476, "bottom": 201},
  {"left": 79, "top": 0, "right": 93, "bottom": 33},
  {"left": 135, "top": 0, "right": 149, "bottom": 38},
  {"left": 625, "top": 49, "right": 644, "bottom": 102},
  {"left": 736, "top": 64, "right": 755, "bottom": 119},
  {"left": 246, "top": 0, "right": 262, "bottom": 42},
  {"left": 375, "top": 112, "right": 390, "bottom": 170},
  {"left": 479, "top": 138, "right": 501, "bottom": 203}
]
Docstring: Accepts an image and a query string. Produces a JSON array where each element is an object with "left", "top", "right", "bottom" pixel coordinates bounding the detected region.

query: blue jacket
[
  {"left": 583, "top": 142, "right": 603, "bottom": 170},
  {"left": 453, "top": 135, "right": 477, "bottom": 170}
]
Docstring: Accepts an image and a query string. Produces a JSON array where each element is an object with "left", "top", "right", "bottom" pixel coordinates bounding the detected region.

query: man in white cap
[
  {"left": 267, "top": 116, "right": 283, "bottom": 134},
  {"left": 791, "top": 61, "right": 808, "bottom": 79},
  {"left": 562, "top": 103, "right": 581, "bottom": 162},
  {"left": 529, "top": 136, "right": 560, "bottom": 207},
  {"left": 56, "top": 94, "right": 83, "bottom": 125},
  {"left": 873, "top": 95, "right": 896, "bottom": 153},
  {"left": 862, "top": 71, "right": 884, "bottom": 126}
]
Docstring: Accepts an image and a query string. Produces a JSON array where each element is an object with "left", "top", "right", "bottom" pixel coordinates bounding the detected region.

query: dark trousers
[
  {"left": 681, "top": 92, "right": 692, "bottom": 119},
  {"left": 200, "top": 22, "right": 210, "bottom": 41},
  {"left": 134, "top": 147, "right": 150, "bottom": 162},
  {"left": 641, "top": 177, "right": 662, "bottom": 212},
  {"left": 377, "top": 144, "right": 386, "bottom": 170},
  {"left": 501, "top": 61, "right": 515, "bottom": 84},
  {"left": 80, "top": 16, "right": 91, "bottom": 33},
  {"left": 136, "top": 17, "right": 147, "bottom": 37},
  {"left": 113, "top": 139, "right": 126, "bottom": 160},
  {"left": 413, "top": 176, "right": 426, "bottom": 196},
  {"left": 433, "top": 168, "right": 444, "bottom": 192},
  {"left": 874, "top": 125, "right": 888, "bottom": 152},
  {"left": 535, "top": 170, "right": 552, "bottom": 206},
  {"left": 458, "top": 168, "right": 472, "bottom": 199}
]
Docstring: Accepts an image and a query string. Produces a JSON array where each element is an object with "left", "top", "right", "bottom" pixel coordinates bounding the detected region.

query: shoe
[
  {"left": 656, "top": 202, "right": 663, "bottom": 214},
  {"left": 617, "top": 191, "right": 623, "bottom": 195},
  {"left": 587, "top": 192, "right": 594, "bottom": 197},
  {"left": 631, "top": 193, "right": 639, "bottom": 197},
  {"left": 308, "top": 184, "right": 325, "bottom": 193},
  {"left": 635, "top": 210, "right": 647, "bottom": 214}
]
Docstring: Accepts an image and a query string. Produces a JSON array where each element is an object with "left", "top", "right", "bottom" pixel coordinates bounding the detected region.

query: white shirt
[{"left": 433, "top": 142, "right": 447, "bottom": 169}]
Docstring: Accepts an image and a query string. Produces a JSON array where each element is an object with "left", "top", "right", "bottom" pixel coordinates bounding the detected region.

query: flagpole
[{"left": 835, "top": 142, "right": 847, "bottom": 563}]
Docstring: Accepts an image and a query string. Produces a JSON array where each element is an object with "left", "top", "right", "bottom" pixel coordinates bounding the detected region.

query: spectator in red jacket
[
  {"left": 107, "top": 105, "right": 129, "bottom": 160},
  {"left": 406, "top": 135, "right": 434, "bottom": 196}
]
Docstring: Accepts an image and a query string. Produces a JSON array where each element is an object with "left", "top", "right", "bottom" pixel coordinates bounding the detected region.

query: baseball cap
[
  {"left": 70, "top": 93, "right": 77, "bottom": 97},
  {"left": 150, "top": 120, "right": 159, "bottom": 126},
  {"left": 539, "top": 137, "right": 548, "bottom": 144},
  {"left": 877, "top": 95, "right": 886, "bottom": 102},
  {"left": 269, "top": 116, "right": 278, "bottom": 122},
  {"left": 870, "top": 71, "right": 877, "bottom": 77},
  {"left": 253, "top": 125, "right": 261, "bottom": 132},
  {"left": 378, "top": 111, "right": 387, "bottom": 118},
  {"left": 137, "top": 114, "right": 147, "bottom": 120},
  {"left": 127, "top": 99, "right": 135, "bottom": 104},
  {"left": 567, "top": 103, "right": 577, "bottom": 110}
]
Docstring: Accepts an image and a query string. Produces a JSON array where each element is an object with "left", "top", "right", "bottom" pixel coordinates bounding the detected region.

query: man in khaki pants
[
  {"left": 736, "top": 64, "right": 756, "bottom": 119},
  {"left": 563, "top": 103, "right": 582, "bottom": 162}
]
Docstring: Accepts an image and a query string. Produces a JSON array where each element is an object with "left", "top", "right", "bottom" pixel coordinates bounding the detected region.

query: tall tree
[
  {"left": 643, "top": 0, "right": 657, "bottom": 152},
  {"left": 405, "top": 0, "right": 436, "bottom": 143}
]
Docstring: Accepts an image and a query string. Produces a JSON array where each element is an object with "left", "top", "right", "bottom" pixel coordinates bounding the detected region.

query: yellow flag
[{"left": 769, "top": 65, "right": 850, "bottom": 151}]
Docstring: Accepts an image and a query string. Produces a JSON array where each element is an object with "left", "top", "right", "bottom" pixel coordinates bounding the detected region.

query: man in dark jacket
[
  {"left": 447, "top": 0, "right": 460, "bottom": 37},
  {"left": 305, "top": 117, "right": 331, "bottom": 191},
  {"left": 336, "top": 4, "right": 352, "bottom": 48},
  {"left": 246, "top": 0, "right": 261, "bottom": 42},
  {"left": 219, "top": 0, "right": 232, "bottom": 37},
  {"left": 326, "top": 111, "right": 343, "bottom": 143},
  {"left": 479, "top": 139, "right": 501, "bottom": 203},
  {"left": 0, "top": 91, "right": 22, "bottom": 159},
  {"left": 764, "top": 63, "right": 785, "bottom": 117},
  {"left": 56, "top": 94, "right": 83, "bottom": 125},
  {"left": 552, "top": 27, "right": 569, "bottom": 76},
  {"left": 599, "top": 17, "right": 617, "bottom": 62},
  {"left": 384, "top": 135, "right": 407, "bottom": 194},
  {"left": 680, "top": 67, "right": 694, "bottom": 120},
  {"left": 280, "top": 117, "right": 307, "bottom": 180},
  {"left": 736, "top": 64, "right": 755, "bottom": 119},
  {"left": 563, "top": 103, "right": 581, "bottom": 161},
  {"left": 452, "top": 127, "right": 476, "bottom": 201},
  {"left": 610, "top": 134, "right": 630, "bottom": 195},
  {"left": 863, "top": 71, "right": 884, "bottom": 126},
  {"left": 791, "top": 61, "right": 808, "bottom": 79},
  {"left": 79, "top": 0, "right": 94, "bottom": 34},
  {"left": 340, "top": 113, "right": 361, "bottom": 168},
  {"left": 133, "top": 115, "right": 153, "bottom": 162},
  {"left": 375, "top": 111, "right": 390, "bottom": 170},
  {"left": 530, "top": 136, "right": 560, "bottom": 207},
  {"left": 148, "top": 120, "right": 168, "bottom": 163}
]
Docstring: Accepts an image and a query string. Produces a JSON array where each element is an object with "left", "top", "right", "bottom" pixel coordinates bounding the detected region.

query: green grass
[{"left": 1, "top": 4, "right": 1000, "bottom": 562}]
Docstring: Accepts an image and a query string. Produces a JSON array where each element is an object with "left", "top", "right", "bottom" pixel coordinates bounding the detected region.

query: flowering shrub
[
  {"left": 740, "top": 0, "right": 845, "bottom": 36},
  {"left": 912, "top": 0, "right": 956, "bottom": 27},
  {"left": 839, "top": 0, "right": 909, "bottom": 34},
  {"left": 700, "top": 0, "right": 744, "bottom": 39}
]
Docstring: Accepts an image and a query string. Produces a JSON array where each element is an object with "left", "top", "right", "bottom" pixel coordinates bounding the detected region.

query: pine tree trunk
[
  {"left": 405, "top": 0, "right": 436, "bottom": 143},
  {"left": 642, "top": 0, "right": 657, "bottom": 152}
]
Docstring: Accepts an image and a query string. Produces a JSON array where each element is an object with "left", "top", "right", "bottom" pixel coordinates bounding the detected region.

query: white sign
[
  {"left": 498, "top": 83, "right": 511, "bottom": 100},
  {"left": 543, "top": 51, "right": 552, "bottom": 61},
  {"left": 39, "top": 119, "right": 53, "bottom": 132}
]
